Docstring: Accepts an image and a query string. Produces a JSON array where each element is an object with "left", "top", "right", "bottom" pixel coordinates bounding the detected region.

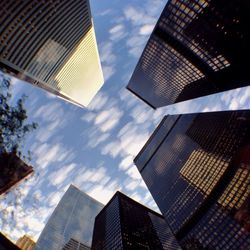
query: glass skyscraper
[
  {"left": 127, "top": 0, "right": 250, "bottom": 108},
  {"left": 134, "top": 110, "right": 250, "bottom": 249},
  {"left": 35, "top": 185, "right": 103, "bottom": 250},
  {"left": 0, "top": 0, "right": 103, "bottom": 107},
  {"left": 92, "top": 191, "right": 180, "bottom": 250}
]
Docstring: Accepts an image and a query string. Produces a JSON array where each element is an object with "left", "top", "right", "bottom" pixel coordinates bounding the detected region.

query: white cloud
[
  {"left": 130, "top": 105, "right": 154, "bottom": 124},
  {"left": 101, "top": 141, "right": 121, "bottom": 158},
  {"left": 88, "top": 91, "right": 108, "bottom": 111},
  {"left": 87, "top": 132, "right": 110, "bottom": 148},
  {"left": 94, "top": 107, "right": 123, "bottom": 132},
  {"left": 99, "top": 42, "right": 116, "bottom": 80},
  {"left": 102, "top": 65, "right": 115, "bottom": 81},
  {"left": 124, "top": 6, "right": 155, "bottom": 26},
  {"left": 88, "top": 180, "right": 121, "bottom": 204},
  {"left": 126, "top": 166, "right": 142, "bottom": 180},
  {"left": 48, "top": 163, "right": 76, "bottom": 186},
  {"left": 109, "top": 24, "right": 127, "bottom": 41},
  {"left": 119, "top": 155, "right": 134, "bottom": 171},
  {"left": 99, "top": 42, "right": 116, "bottom": 64},
  {"left": 34, "top": 143, "right": 73, "bottom": 169},
  {"left": 139, "top": 24, "right": 155, "bottom": 35},
  {"left": 98, "top": 9, "right": 112, "bottom": 17},
  {"left": 47, "top": 191, "right": 64, "bottom": 207},
  {"left": 81, "top": 112, "right": 96, "bottom": 123}
]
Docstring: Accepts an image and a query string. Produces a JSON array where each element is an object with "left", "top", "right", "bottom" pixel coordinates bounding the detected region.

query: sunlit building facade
[
  {"left": 134, "top": 110, "right": 250, "bottom": 249},
  {"left": 16, "top": 235, "right": 35, "bottom": 250},
  {"left": 0, "top": 0, "right": 103, "bottom": 107},
  {"left": 92, "top": 191, "right": 180, "bottom": 250},
  {"left": 127, "top": 0, "right": 250, "bottom": 108},
  {"left": 35, "top": 185, "right": 103, "bottom": 250}
]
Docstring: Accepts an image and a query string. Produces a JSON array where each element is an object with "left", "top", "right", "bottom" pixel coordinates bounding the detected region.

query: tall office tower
[
  {"left": 127, "top": 0, "right": 250, "bottom": 108},
  {"left": 16, "top": 235, "right": 35, "bottom": 250},
  {"left": 0, "top": 152, "right": 34, "bottom": 196},
  {"left": 134, "top": 110, "right": 250, "bottom": 249},
  {"left": 35, "top": 185, "right": 103, "bottom": 250},
  {"left": 91, "top": 191, "right": 180, "bottom": 250},
  {"left": 0, "top": 0, "right": 103, "bottom": 107},
  {"left": 62, "top": 238, "right": 90, "bottom": 250}
]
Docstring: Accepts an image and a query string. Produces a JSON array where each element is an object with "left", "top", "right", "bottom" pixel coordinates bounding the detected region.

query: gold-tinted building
[
  {"left": 16, "top": 235, "right": 35, "bottom": 250},
  {"left": 0, "top": 0, "right": 103, "bottom": 107}
]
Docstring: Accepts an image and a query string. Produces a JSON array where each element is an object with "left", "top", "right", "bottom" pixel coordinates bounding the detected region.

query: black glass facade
[
  {"left": 127, "top": 0, "right": 250, "bottom": 108},
  {"left": 134, "top": 110, "right": 250, "bottom": 249},
  {"left": 91, "top": 192, "right": 180, "bottom": 250}
]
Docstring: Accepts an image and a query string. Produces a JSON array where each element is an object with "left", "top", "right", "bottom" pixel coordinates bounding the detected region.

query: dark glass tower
[
  {"left": 134, "top": 110, "right": 250, "bottom": 249},
  {"left": 127, "top": 0, "right": 250, "bottom": 108},
  {"left": 91, "top": 191, "right": 180, "bottom": 250}
]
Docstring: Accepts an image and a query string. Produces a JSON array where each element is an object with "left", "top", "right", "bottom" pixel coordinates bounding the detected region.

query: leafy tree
[{"left": 0, "top": 72, "right": 38, "bottom": 159}]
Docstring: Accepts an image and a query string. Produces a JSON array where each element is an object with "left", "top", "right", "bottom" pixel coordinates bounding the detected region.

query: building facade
[
  {"left": 35, "top": 185, "right": 103, "bottom": 250},
  {"left": 134, "top": 110, "right": 250, "bottom": 249},
  {"left": 62, "top": 238, "right": 90, "bottom": 250},
  {"left": 127, "top": 0, "right": 250, "bottom": 108},
  {"left": 92, "top": 191, "right": 180, "bottom": 250},
  {"left": 0, "top": 0, "right": 103, "bottom": 107},
  {"left": 0, "top": 153, "right": 34, "bottom": 196},
  {"left": 16, "top": 235, "right": 35, "bottom": 250}
]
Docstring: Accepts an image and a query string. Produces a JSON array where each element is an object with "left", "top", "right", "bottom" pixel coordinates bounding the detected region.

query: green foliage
[{"left": 0, "top": 73, "right": 38, "bottom": 158}]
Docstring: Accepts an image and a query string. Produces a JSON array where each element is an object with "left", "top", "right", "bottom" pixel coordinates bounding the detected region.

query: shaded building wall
[
  {"left": 127, "top": 0, "right": 250, "bottom": 108},
  {"left": 92, "top": 192, "right": 180, "bottom": 250},
  {"left": 134, "top": 110, "right": 250, "bottom": 249}
]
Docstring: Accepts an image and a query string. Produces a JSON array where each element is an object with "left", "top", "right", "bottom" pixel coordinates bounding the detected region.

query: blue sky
[{"left": 1, "top": 0, "right": 250, "bottom": 242}]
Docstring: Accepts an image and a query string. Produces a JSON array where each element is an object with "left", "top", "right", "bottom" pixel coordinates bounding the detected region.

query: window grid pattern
[
  {"left": 92, "top": 196, "right": 123, "bottom": 250},
  {"left": 140, "top": 35, "right": 205, "bottom": 103},
  {"left": 127, "top": 0, "right": 250, "bottom": 108},
  {"left": 181, "top": 203, "right": 250, "bottom": 250},
  {"left": 62, "top": 238, "right": 90, "bottom": 250},
  {"left": 0, "top": 0, "right": 103, "bottom": 107},
  {"left": 218, "top": 164, "right": 250, "bottom": 209},
  {"left": 92, "top": 193, "right": 181, "bottom": 250},
  {"left": 158, "top": 0, "right": 230, "bottom": 71},
  {"left": 136, "top": 111, "right": 250, "bottom": 248},
  {"left": 180, "top": 149, "right": 229, "bottom": 196}
]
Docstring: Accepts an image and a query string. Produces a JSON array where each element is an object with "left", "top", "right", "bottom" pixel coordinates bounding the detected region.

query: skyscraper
[
  {"left": 62, "top": 238, "right": 90, "bottom": 250},
  {"left": 0, "top": 0, "right": 103, "bottom": 107},
  {"left": 35, "top": 185, "right": 103, "bottom": 250},
  {"left": 127, "top": 0, "right": 250, "bottom": 108},
  {"left": 0, "top": 152, "right": 34, "bottom": 196},
  {"left": 134, "top": 110, "right": 250, "bottom": 249},
  {"left": 91, "top": 191, "right": 180, "bottom": 250}
]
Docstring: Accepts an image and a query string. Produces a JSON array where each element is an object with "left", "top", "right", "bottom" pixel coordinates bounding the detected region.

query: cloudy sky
[{"left": 1, "top": 0, "right": 250, "bottom": 242}]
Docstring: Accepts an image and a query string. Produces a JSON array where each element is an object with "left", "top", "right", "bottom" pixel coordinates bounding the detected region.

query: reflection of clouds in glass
[{"left": 35, "top": 185, "right": 103, "bottom": 249}]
